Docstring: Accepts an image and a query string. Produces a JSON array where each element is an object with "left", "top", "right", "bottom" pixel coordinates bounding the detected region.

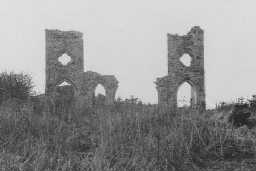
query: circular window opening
[
  {"left": 180, "top": 54, "right": 192, "bottom": 67},
  {"left": 58, "top": 54, "right": 71, "bottom": 66}
]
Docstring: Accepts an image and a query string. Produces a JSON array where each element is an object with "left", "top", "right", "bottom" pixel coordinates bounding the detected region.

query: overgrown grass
[{"left": 0, "top": 99, "right": 256, "bottom": 171}]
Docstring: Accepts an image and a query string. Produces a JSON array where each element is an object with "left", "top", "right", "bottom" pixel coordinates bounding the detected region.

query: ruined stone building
[
  {"left": 155, "top": 26, "right": 206, "bottom": 110},
  {"left": 45, "top": 29, "right": 118, "bottom": 107}
]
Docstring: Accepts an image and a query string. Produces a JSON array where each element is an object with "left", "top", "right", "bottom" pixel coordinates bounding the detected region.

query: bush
[{"left": 0, "top": 72, "right": 33, "bottom": 104}]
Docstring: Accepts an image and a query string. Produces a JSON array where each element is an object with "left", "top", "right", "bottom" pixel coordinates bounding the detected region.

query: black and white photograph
[{"left": 0, "top": 0, "right": 256, "bottom": 170}]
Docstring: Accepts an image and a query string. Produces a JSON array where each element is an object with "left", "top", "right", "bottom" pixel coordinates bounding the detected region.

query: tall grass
[{"left": 0, "top": 99, "right": 255, "bottom": 171}]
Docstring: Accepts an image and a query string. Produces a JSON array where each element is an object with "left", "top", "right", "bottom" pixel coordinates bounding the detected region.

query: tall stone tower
[
  {"left": 45, "top": 29, "right": 84, "bottom": 97},
  {"left": 44, "top": 29, "right": 118, "bottom": 107},
  {"left": 155, "top": 26, "right": 206, "bottom": 110}
]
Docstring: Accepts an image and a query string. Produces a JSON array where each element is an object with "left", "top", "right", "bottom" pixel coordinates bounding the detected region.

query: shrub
[{"left": 0, "top": 72, "right": 33, "bottom": 104}]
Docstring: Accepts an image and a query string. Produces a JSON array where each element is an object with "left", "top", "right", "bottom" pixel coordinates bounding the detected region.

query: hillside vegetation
[{"left": 0, "top": 72, "right": 256, "bottom": 171}]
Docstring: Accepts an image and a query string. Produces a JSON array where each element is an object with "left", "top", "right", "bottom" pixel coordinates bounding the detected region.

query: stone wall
[
  {"left": 155, "top": 26, "right": 206, "bottom": 110},
  {"left": 45, "top": 29, "right": 84, "bottom": 97},
  {"left": 45, "top": 29, "right": 118, "bottom": 107}
]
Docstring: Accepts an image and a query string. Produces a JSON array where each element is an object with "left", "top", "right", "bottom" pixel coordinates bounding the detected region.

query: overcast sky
[{"left": 0, "top": 0, "right": 256, "bottom": 108}]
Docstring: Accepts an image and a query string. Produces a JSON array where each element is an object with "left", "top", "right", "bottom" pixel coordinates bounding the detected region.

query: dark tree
[{"left": 0, "top": 72, "right": 33, "bottom": 104}]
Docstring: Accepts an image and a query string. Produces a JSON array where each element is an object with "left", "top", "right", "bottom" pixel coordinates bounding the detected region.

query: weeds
[{"left": 0, "top": 99, "right": 255, "bottom": 171}]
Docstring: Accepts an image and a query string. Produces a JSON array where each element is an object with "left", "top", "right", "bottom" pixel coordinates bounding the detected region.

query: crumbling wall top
[
  {"left": 45, "top": 29, "right": 83, "bottom": 39},
  {"left": 167, "top": 26, "right": 203, "bottom": 37}
]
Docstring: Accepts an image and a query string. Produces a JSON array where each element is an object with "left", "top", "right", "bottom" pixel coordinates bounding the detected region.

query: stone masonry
[
  {"left": 155, "top": 26, "right": 206, "bottom": 110},
  {"left": 45, "top": 29, "right": 118, "bottom": 107}
]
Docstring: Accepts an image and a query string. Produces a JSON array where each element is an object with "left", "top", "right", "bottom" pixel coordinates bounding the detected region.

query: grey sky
[{"left": 0, "top": 0, "right": 256, "bottom": 108}]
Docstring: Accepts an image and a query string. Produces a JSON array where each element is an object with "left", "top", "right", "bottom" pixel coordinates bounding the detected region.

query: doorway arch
[
  {"left": 177, "top": 80, "right": 197, "bottom": 108},
  {"left": 93, "top": 84, "right": 106, "bottom": 105},
  {"left": 54, "top": 79, "right": 76, "bottom": 115},
  {"left": 94, "top": 84, "right": 106, "bottom": 97},
  {"left": 177, "top": 82, "right": 191, "bottom": 107}
]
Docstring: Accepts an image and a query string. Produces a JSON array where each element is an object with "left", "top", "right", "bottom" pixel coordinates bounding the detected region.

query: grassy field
[{"left": 0, "top": 97, "right": 255, "bottom": 171}]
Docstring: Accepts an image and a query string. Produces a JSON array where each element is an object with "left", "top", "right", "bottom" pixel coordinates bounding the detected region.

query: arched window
[
  {"left": 177, "top": 82, "right": 192, "bottom": 108},
  {"left": 57, "top": 81, "right": 71, "bottom": 87},
  {"left": 94, "top": 84, "right": 106, "bottom": 105},
  {"left": 94, "top": 84, "right": 106, "bottom": 97},
  {"left": 55, "top": 80, "right": 75, "bottom": 114},
  {"left": 56, "top": 81, "right": 75, "bottom": 99}
]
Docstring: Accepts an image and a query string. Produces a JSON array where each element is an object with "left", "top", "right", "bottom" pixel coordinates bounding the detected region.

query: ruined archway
[
  {"left": 56, "top": 80, "right": 76, "bottom": 99},
  {"left": 94, "top": 84, "right": 106, "bottom": 96},
  {"left": 177, "top": 80, "right": 198, "bottom": 108},
  {"left": 54, "top": 80, "right": 76, "bottom": 115},
  {"left": 54, "top": 78, "right": 79, "bottom": 97},
  {"left": 45, "top": 29, "right": 119, "bottom": 108},
  {"left": 155, "top": 26, "right": 206, "bottom": 111},
  {"left": 177, "top": 82, "right": 192, "bottom": 108},
  {"left": 93, "top": 84, "right": 106, "bottom": 105}
]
